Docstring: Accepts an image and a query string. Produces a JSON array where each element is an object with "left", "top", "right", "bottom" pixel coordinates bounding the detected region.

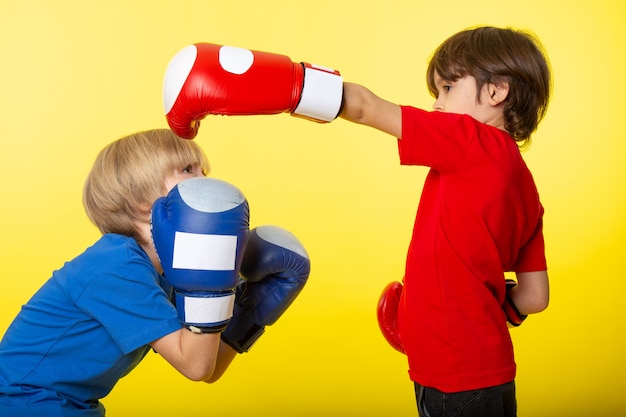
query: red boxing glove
[
  {"left": 377, "top": 281, "right": 405, "bottom": 354},
  {"left": 503, "top": 279, "right": 527, "bottom": 327},
  {"left": 163, "top": 43, "right": 344, "bottom": 139}
]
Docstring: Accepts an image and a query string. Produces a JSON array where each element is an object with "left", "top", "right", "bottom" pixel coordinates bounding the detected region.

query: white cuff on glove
[{"left": 293, "top": 63, "right": 343, "bottom": 122}]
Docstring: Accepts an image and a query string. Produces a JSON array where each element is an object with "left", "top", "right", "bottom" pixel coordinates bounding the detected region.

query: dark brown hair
[{"left": 426, "top": 26, "right": 551, "bottom": 146}]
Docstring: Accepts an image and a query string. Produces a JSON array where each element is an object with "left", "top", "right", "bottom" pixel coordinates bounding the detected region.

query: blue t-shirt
[{"left": 0, "top": 234, "right": 182, "bottom": 416}]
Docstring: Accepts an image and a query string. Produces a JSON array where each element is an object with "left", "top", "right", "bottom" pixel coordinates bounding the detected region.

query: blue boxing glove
[
  {"left": 151, "top": 177, "right": 249, "bottom": 333},
  {"left": 222, "top": 225, "right": 310, "bottom": 352}
]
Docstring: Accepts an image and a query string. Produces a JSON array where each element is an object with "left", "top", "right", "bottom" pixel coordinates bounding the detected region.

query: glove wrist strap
[
  {"left": 175, "top": 291, "right": 235, "bottom": 330},
  {"left": 292, "top": 63, "right": 343, "bottom": 122},
  {"left": 221, "top": 306, "right": 266, "bottom": 353}
]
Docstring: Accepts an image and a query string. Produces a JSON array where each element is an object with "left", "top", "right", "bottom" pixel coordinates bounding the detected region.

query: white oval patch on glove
[
  {"left": 163, "top": 44, "right": 198, "bottom": 114},
  {"left": 219, "top": 45, "right": 254, "bottom": 75}
]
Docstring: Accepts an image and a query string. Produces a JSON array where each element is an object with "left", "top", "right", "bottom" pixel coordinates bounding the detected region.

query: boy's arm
[
  {"left": 150, "top": 177, "right": 249, "bottom": 382},
  {"left": 151, "top": 330, "right": 223, "bottom": 382},
  {"left": 162, "top": 43, "right": 402, "bottom": 139},
  {"left": 205, "top": 341, "right": 237, "bottom": 383},
  {"left": 340, "top": 82, "right": 403, "bottom": 138},
  {"left": 510, "top": 270, "right": 550, "bottom": 315}
]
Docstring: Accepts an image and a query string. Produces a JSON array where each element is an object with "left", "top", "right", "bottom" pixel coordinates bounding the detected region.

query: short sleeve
[
  {"left": 75, "top": 244, "right": 181, "bottom": 355},
  {"left": 510, "top": 215, "right": 548, "bottom": 273},
  {"left": 399, "top": 106, "right": 476, "bottom": 172}
]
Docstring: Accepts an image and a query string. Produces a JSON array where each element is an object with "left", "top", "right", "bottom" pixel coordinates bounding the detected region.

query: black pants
[{"left": 415, "top": 381, "right": 517, "bottom": 417}]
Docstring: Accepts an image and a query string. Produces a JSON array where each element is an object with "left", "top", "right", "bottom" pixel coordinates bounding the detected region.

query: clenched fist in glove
[
  {"left": 377, "top": 281, "right": 405, "bottom": 354},
  {"left": 221, "top": 225, "right": 310, "bottom": 353},
  {"left": 151, "top": 177, "right": 249, "bottom": 333},
  {"left": 163, "top": 42, "right": 343, "bottom": 138}
]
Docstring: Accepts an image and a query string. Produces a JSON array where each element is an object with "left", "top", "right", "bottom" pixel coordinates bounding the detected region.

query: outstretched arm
[
  {"left": 340, "top": 82, "right": 403, "bottom": 138},
  {"left": 162, "top": 43, "right": 400, "bottom": 139}
]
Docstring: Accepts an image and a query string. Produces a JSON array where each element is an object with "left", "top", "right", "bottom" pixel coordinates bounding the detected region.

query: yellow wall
[{"left": 1, "top": 1, "right": 624, "bottom": 415}]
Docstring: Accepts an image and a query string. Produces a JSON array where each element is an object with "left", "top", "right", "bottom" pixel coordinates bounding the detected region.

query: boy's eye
[{"left": 182, "top": 165, "right": 193, "bottom": 173}]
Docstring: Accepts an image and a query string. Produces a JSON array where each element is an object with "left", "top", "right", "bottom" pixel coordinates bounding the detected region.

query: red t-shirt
[{"left": 397, "top": 106, "right": 547, "bottom": 393}]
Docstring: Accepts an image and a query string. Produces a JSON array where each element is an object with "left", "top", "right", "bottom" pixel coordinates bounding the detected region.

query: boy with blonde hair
[{"left": 0, "top": 129, "right": 310, "bottom": 416}]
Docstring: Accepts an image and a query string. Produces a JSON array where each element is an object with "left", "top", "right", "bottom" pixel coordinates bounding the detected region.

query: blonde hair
[{"left": 83, "top": 129, "right": 209, "bottom": 238}]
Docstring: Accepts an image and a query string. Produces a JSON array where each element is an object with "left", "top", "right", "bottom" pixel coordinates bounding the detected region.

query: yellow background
[{"left": 1, "top": 1, "right": 624, "bottom": 416}]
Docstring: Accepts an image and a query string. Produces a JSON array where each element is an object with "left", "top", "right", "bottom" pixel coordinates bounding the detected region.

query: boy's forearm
[
  {"left": 204, "top": 340, "right": 237, "bottom": 383},
  {"left": 511, "top": 270, "right": 550, "bottom": 315},
  {"left": 339, "top": 82, "right": 402, "bottom": 138},
  {"left": 339, "top": 82, "right": 368, "bottom": 124}
]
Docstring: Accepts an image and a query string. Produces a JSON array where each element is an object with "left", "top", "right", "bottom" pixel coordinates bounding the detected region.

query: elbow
[
  {"left": 530, "top": 282, "right": 550, "bottom": 314},
  {"left": 532, "top": 294, "right": 550, "bottom": 314},
  {"left": 182, "top": 363, "right": 217, "bottom": 382},
  {"left": 521, "top": 292, "right": 549, "bottom": 315},
  {"left": 514, "top": 271, "right": 550, "bottom": 315}
]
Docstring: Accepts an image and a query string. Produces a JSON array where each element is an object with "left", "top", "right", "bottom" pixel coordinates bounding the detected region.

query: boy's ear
[{"left": 488, "top": 81, "right": 509, "bottom": 105}]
